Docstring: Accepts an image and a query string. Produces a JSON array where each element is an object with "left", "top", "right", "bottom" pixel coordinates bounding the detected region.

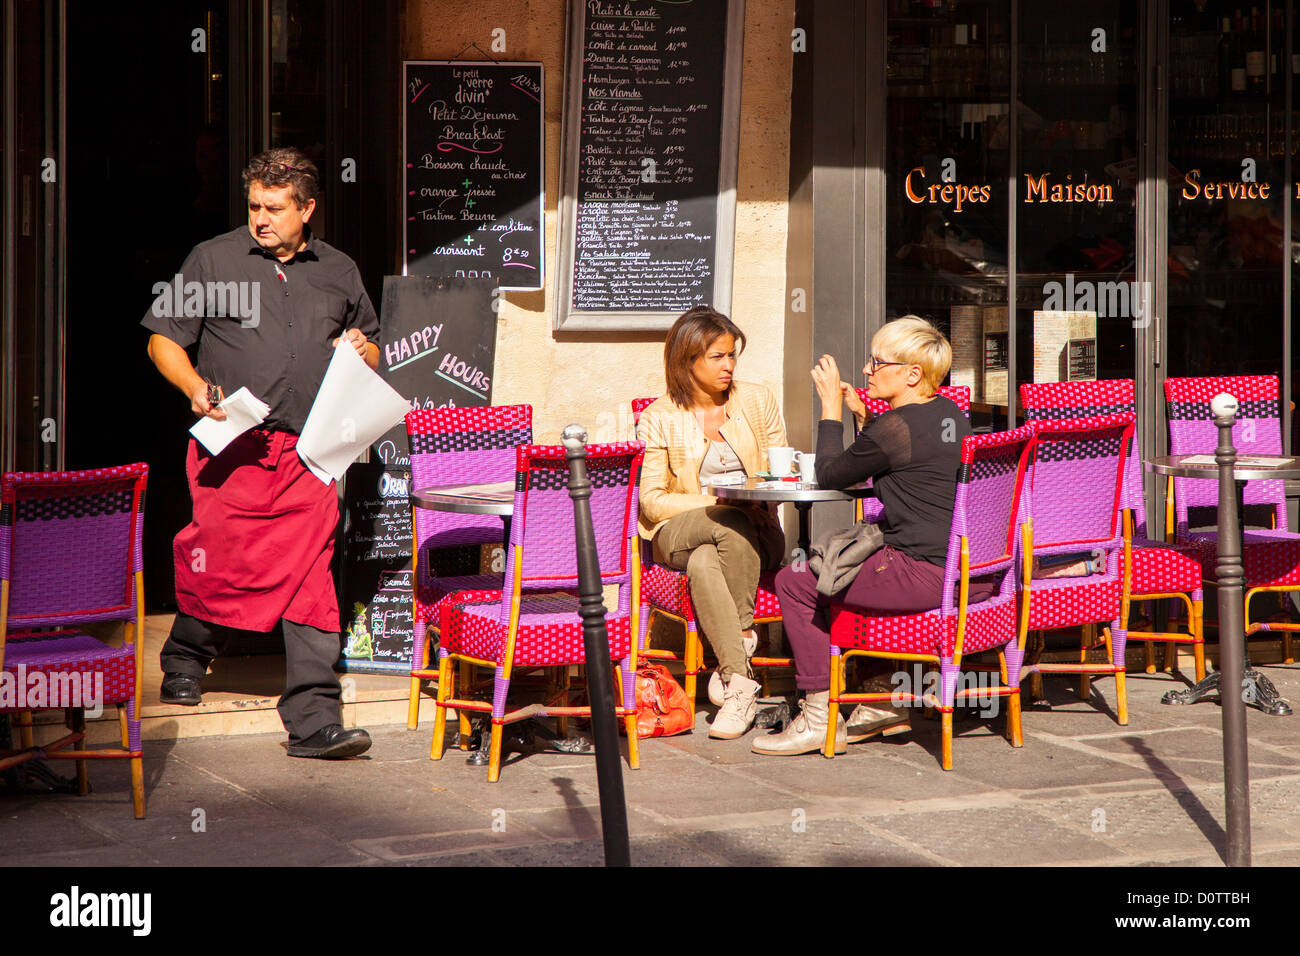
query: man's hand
[
  {"left": 334, "top": 328, "right": 379, "bottom": 370},
  {"left": 189, "top": 382, "right": 227, "bottom": 421}
]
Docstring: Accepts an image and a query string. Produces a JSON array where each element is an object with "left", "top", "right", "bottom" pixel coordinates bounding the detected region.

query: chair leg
[
  {"left": 457, "top": 660, "right": 473, "bottom": 750},
  {"left": 18, "top": 712, "right": 33, "bottom": 750},
  {"left": 1111, "top": 625, "right": 1129, "bottom": 726},
  {"left": 408, "top": 621, "right": 430, "bottom": 730},
  {"left": 1144, "top": 640, "right": 1156, "bottom": 674},
  {"left": 684, "top": 623, "right": 700, "bottom": 727},
  {"left": 555, "top": 668, "right": 570, "bottom": 739},
  {"left": 940, "top": 711, "right": 954, "bottom": 770},
  {"left": 487, "top": 670, "right": 509, "bottom": 782},
  {"left": 119, "top": 706, "right": 130, "bottom": 749},
  {"left": 127, "top": 698, "right": 145, "bottom": 819},
  {"left": 1001, "top": 649, "right": 1023, "bottom": 748},
  {"left": 824, "top": 648, "right": 842, "bottom": 759},
  {"left": 618, "top": 659, "right": 639, "bottom": 770},
  {"left": 1193, "top": 599, "right": 1206, "bottom": 682},
  {"left": 1079, "top": 623, "right": 1094, "bottom": 699},
  {"left": 431, "top": 652, "right": 452, "bottom": 760},
  {"left": 70, "top": 708, "right": 89, "bottom": 796},
  {"left": 131, "top": 755, "right": 146, "bottom": 819},
  {"left": 487, "top": 721, "right": 505, "bottom": 783},
  {"left": 939, "top": 661, "right": 957, "bottom": 770}
]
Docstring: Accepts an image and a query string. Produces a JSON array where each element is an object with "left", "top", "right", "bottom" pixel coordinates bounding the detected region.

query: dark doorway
[{"left": 65, "top": 2, "right": 237, "bottom": 610}]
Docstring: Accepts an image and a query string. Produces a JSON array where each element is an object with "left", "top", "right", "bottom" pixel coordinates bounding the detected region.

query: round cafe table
[
  {"left": 1146, "top": 454, "right": 1296, "bottom": 716},
  {"left": 705, "top": 476, "right": 872, "bottom": 557}
]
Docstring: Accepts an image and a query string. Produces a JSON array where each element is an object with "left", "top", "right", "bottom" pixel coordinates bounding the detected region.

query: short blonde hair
[{"left": 871, "top": 316, "right": 951, "bottom": 395}]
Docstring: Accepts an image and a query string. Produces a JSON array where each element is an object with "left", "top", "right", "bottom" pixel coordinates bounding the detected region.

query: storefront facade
[
  {"left": 788, "top": 0, "right": 1300, "bottom": 536},
  {"left": 4, "top": 0, "right": 1300, "bottom": 590}
]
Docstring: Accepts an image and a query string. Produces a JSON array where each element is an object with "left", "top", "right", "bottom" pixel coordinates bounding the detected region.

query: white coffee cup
[
  {"left": 795, "top": 452, "right": 817, "bottom": 480},
  {"left": 768, "top": 446, "right": 796, "bottom": 476}
]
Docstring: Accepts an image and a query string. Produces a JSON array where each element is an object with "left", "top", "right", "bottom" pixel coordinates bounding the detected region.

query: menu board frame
[
  {"left": 554, "top": 0, "right": 745, "bottom": 331},
  {"left": 402, "top": 60, "right": 545, "bottom": 292}
]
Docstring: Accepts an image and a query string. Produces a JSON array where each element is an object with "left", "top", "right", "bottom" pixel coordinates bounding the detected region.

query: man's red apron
[{"left": 173, "top": 429, "right": 340, "bottom": 633}]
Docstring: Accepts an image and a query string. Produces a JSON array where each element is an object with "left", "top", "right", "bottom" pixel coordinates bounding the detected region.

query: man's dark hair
[{"left": 241, "top": 147, "right": 321, "bottom": 207}]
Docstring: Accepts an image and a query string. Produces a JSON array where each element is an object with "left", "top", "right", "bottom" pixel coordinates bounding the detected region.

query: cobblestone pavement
[{"left": 5, "top": 666, "right": 1300, "bottom": 866}]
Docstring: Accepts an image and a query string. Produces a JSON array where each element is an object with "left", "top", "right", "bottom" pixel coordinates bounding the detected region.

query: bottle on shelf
[
  {"left": 1246, "top": 6, "right": 1266, "bottom": 93},
  {"left": 1231, "top": 9, "right": 1248, "bottom": 94},
  {"left": 1218, "top": 15, "right": 1233, "bottom": 97}
]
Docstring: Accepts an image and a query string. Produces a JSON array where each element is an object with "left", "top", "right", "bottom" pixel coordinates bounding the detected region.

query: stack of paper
[
  {"left": 190, "top": 387, "right": 271, "bottom": 455},
  {"left": 295, "top": 342, "right": 413, "bottom": 484}
]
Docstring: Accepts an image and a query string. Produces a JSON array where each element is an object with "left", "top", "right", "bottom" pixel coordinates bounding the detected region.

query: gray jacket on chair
[{"left": 808, "top": 521, "right": 885, "bottom": 597}]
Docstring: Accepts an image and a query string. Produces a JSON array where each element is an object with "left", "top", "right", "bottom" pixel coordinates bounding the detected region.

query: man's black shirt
[{"left": 141, "top": 226, "right": 380, "bottom": 434}]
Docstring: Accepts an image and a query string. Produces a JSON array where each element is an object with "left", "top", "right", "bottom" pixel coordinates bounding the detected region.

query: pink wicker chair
[
  {"left": 1019, "top": 413, "right": 1136, "bottom": 725},
  {"left": 827, "top": 426, "right": 1035, "bottom": 769},
  {"left": 1164, "top": 375, "right": 1298, "bottom": 663},
  {"left": 1021, "top": 380, "right": 1205, "bottom": 682},
  {"left": 854, "top": 385, "right": 971, "bottom": 524},
  {"left": 432, "top": 442, "right": 644, "bottom": 782},
  {"left": 0, "top": 464, "right": 149, "bottom": 818},
  {"left": 405, "top": 404, "right": 532, "bottom": 729},
  {"left": 632, "top": 396, "right": 790, "bottom": 726}
]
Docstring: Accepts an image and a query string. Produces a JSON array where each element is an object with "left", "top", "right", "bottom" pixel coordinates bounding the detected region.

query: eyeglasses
[{"left": 867, "top": 356, "right": 907, "bottom": 373}]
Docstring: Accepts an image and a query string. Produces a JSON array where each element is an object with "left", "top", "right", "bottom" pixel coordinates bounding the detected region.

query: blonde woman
[
  {"left": 638, "top": 306, "right": 787, "bottom": 740},
  {"left": 753, "top": 316, "right": 992, "bottom": 756}
]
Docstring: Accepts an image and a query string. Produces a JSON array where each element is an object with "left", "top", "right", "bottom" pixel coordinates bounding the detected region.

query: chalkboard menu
[
  {"left": 403, "top": 61, "right": 544, "bottom": 291},
  {"left": 340, "top": 464, "right": 416, "bottom": 674},
  {"left": 373, "top": 275, "right": 500, "bottom": 466},
  {"left": 339, "top": 275, "right": 498, "bottom": 674},
  {"left": 555, "top": 0, "right": 745, "bottom": 330}
]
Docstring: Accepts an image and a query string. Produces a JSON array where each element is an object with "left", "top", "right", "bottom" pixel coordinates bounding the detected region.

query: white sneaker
[
  {"left": 708, "top": 630, "right": 759, "bottom": 707},
  {"left": 845, "top": 704, "right": 911, "bottom": 744},
  {"left": 708, "top": 673, "right": 761, "bottom": 739}
]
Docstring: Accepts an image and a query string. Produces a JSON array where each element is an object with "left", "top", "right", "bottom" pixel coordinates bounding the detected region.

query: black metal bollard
[
  {"left": 1211, "top": 392, "right": 1251, "bottom": 867},
  {"left": 561, "top": 425, "right": 631, "bottom": 867}
]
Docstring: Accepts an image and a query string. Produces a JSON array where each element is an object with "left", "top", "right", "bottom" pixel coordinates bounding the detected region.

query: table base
[{"left": 1161, "top": 661, "right": 1293, "bottom": 716}]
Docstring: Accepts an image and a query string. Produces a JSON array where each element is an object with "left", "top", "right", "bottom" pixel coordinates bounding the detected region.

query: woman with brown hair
[{"left": 638, "top": 306, "right": 788, "bottom": 739}]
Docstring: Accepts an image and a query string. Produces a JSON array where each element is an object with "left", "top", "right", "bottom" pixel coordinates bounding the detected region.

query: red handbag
[{"left": 632, "top": 663, "right": 693, "bottom": 738}]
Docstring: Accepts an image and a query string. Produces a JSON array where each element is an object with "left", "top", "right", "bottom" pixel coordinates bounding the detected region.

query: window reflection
[
  {"left": 887, "top": 0, "right": 1011, "bottom": 430},
  {"left": 1168, "top": 0, "right": 1286, "bottom": 380},
  {"left": 1016, "top": 3, "right": 1138, "bottom": 399}
]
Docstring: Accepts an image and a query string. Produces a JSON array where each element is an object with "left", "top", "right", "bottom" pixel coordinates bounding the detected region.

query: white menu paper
[
  {"left": 189, "top": 387, "right": 271, "bottom": 456},
  {"left": 295, "top": 342, "right": 413, "bottom": 484}
]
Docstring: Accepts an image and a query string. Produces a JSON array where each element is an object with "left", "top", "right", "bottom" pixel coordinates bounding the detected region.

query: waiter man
[{"left": 143, "top": 148, "right": 378, "bottom": 758}]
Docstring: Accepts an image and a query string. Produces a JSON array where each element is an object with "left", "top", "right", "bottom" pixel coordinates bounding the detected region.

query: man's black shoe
[
  {"left": 286, "top": 724, "right": 372, "bottom": 759},
  {"left": 160, "top": 673, "right": 202, "bottom": 706}
]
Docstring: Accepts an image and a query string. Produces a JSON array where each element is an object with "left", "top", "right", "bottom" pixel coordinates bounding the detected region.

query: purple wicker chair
[
  {"left": 827, "top": 426, "right": 1034, "bottom": 770},
  {"left": 631, "top": 396, "right": 791, "bottom": 725},
  {"left": 432, "top": 442, "right": 645, "bottom": 782},
  {"left": 854, "top": 385, "right": 971, "bottom": 524},
  {"left": 1165, "top": 375, "right": 1298, "bottom": 663},
  {"left": 0, "top": 464, "right": 149, "bottom": 818},
  {"left": 1019, "top": 413, "right": 1136, "bottom": 725},
  {"left": 405, "top": 404, "right": 532, "bottom": 729},
  {"left": 1021, "top": 380, "right": 1205, "bottom": 682}
]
